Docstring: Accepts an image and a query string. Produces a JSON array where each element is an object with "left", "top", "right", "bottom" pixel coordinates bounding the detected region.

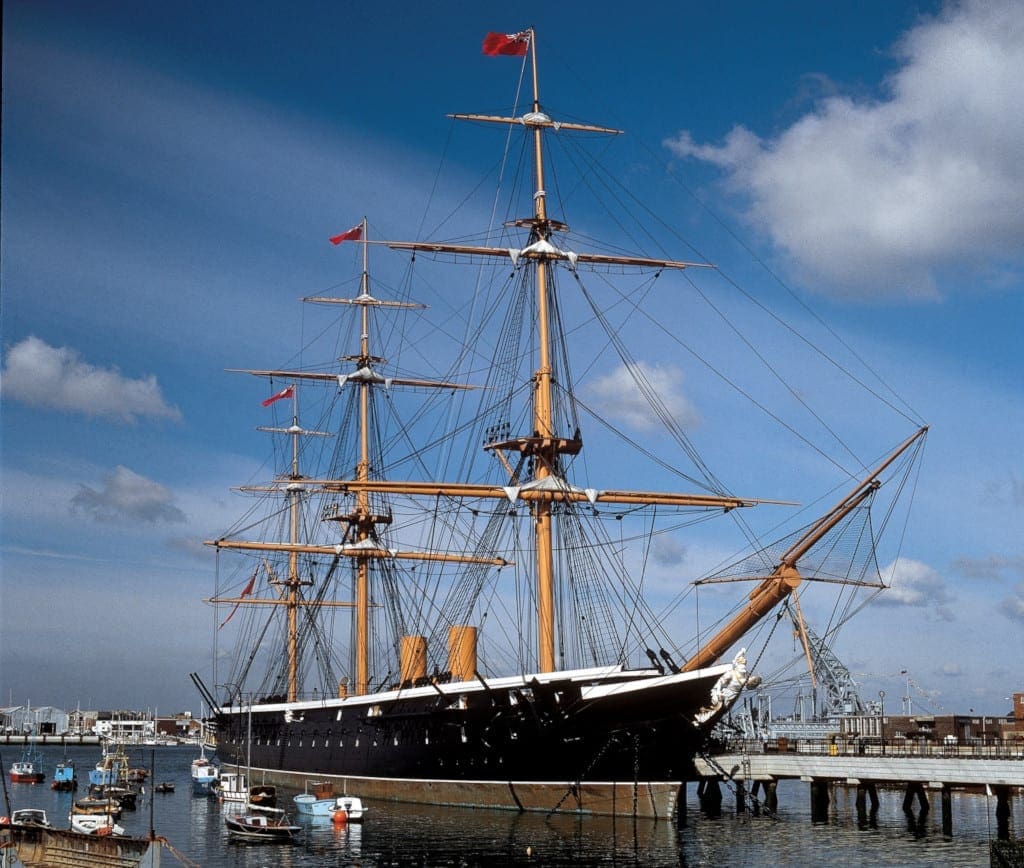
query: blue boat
[
  {"left": 190, "top": 753, "right": 219, "bottom": 795},
  {"left": 88, "top": 743, "right": 127, "bottom": 786},
  {"left": 51, "top": 759, "right": 77, "bottom": 791}
]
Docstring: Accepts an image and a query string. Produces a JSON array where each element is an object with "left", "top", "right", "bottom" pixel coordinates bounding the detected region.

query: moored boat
[
  {"left": 224, "top": 809, "right": 300, "bottom": 842},
  {"left": 330, "top": 796, "right": 366, "bottom": 823},
  {"left": 8, "top": 809, "right": 50, "bottom": 827},
  {"left": 1, "top": 820, "right": 159, "bottom": 865},
  {"left": 73, "top": 791, "right": 123, "bottom": 815},
  {"left": 9, "top": 745, "right": 45, "bottom": 784},
  {"left": 195, "top": 27, "right": 928, "bottom": 819},
  {"left": 190, "top": 728, "right": 219, "bottom": 795},
  {"left": 190, "top": 755, "right": 218, "bottom": 795},
  {"left": 50, "top": 759, "right": 77, "bottom": 791},
  {"left": 212, "top": 770, "right": 277, "bottom": 809},
  {"left": 68, "top": 812, "right": 126, "bottom": 836},
  {"left": 87, "top": 742, "right": 129, "bottom": 787}
]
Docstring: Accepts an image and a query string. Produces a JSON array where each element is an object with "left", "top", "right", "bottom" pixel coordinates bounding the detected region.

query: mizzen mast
[{"left": 207, "top": 388, "right": 333, "bottom": 703}]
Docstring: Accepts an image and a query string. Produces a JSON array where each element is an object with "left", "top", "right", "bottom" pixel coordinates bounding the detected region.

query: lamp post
[
  {"left": 900, "top": 668, "right": 911, "bottom": 715},
  {"left": 879, "top": 690, "right": 886, "bottom": 754}
]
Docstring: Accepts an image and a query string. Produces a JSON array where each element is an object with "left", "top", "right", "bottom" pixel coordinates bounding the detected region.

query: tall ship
[{"left": 194, "top": 29, "right": 927, "bottom": 818}]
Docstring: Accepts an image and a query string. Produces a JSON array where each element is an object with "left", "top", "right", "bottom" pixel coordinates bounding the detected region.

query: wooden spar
[
  {"left": 355, "top": 217, "right": 371, "bottom": 695},
  {"left": 302, "top": 295, "right": 425, "bottom": 309},
  {"left": 384, "top": 240, "right": 708, "bottom": 272},
  {"left": 287, "top": 387, "right": 301, "bottom": 701},
  {"left": 527, "top": 30, "right": 557, "bottom": 673},
  {"left": 206, "top": 596, "right": 355, "bottom": 608},
  {"left": 682, "top": 425, "right": 928, "bottom": 673},
  {"left": 206, "top": 538, "right": 509, "bottom": 566},
  {"left": 227, "top": 368, "right": 477, "bottom": 391},
  {"left": 315, "top": 479, "right": 775, "bottom": 509},
  {"left": 447, "top": 112, "right": 623, "bottom": 135}
]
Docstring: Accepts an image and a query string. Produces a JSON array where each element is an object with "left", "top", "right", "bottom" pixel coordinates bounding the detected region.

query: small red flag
[
  {"left": 329, "top": 224, "right": 363, "bottom": 245},
  {"left": 262, "top": 386, "right": 294, "bottom": 407},
  {"left": 219, "top": 571, "right": 258, "bottom": 629},
  {"left": 482, "top": 31, "right": 529, "bottom": 57}
]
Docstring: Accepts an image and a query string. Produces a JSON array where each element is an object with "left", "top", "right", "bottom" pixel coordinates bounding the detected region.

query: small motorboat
[
  {"left": 247, "top": 783, "right": 277, "bottom": 809},
  {"left": 330, "top": 796, "right": 367, "bottom": 824},
  {"left": 293, "top": 780, "right": 336, "bottom": 815},
  {"left": 190, "top": 755, "right": 219, "bottom": 795},
  {"left": 51, "top": 760, "right": 78, "bottom": 791},
  {"left": 88, "top": 784, "right": 137, "bottom": 811},
  {"left": 224, "top": 809, "right": 300, "bottom": 841},
  {"left": 9, "top": 750, "right": 45, "bottom": 784},
  {"left": 72, "top": 796, "right": 122, "bottom": 818},
  {"left": 155, "top": 781, "right": 175, "bottom": 793},
  {"left": 9, "top": 808, "right": 50, "bottom": 827},
  {"left": 69, "top": 813, "right": 126, "bottom": 836},
  {"left": 294, "top": 786, "right": 367, "bottom": 822}
]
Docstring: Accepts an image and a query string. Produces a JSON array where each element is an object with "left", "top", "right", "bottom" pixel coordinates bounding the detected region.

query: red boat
[{"left": 9, "top": 759, "right": 45, "bottom": 784}]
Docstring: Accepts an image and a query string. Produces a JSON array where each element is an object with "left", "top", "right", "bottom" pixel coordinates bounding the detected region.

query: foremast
[{"left": 208, "top": 218, "right": 498, "bottom": 700}]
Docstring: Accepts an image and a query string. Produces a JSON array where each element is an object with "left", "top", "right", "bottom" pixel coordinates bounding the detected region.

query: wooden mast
[
  {"left": 352, "top": 218, "right": 372, "bottom": 694},
  {"left": 525, "top": 31, "right": 558, "bottom": 674},
  {"left": 209, "top": 218, "right": 499, "bottom": 699},
  {"left": 286, "top": 389, "right": 302, "bottom": 701}
]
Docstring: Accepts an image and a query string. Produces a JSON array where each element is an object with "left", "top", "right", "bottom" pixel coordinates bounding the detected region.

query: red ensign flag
[
  {"left": 262, "top": 386, "right": 294, "bottom": 407},
  {"left": 219, "top": 571, "right": 258, "bottom": 629},
  {"left": 329, "top": 224, "right": 363, "bottom": 245},
  {"left": 482, "top": 31, "right": 529, "bottom": 56}
]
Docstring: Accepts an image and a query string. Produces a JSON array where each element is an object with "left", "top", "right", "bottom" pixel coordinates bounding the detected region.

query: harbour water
[{"left": 2, "top": 745, "right": 1020, "bottom": 866}]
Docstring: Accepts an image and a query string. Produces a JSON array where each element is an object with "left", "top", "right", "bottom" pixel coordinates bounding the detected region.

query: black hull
[{"left": 213, "top": 666, "right": 730, "bottom": 817}]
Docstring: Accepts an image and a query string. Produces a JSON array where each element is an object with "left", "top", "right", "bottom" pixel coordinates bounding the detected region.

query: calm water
[{"left": 2, "top": 745, "right": 1020, "bottom": 866}]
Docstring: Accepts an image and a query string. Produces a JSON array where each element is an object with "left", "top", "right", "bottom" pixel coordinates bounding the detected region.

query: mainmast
[
  {"left": 386, "top": 30, "right": 756, "bottom": 675},
  {"left": 527, "top": 33, "right": 558, "bottom": 673}
]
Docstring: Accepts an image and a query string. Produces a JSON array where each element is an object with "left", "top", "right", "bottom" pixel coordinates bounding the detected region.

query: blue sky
[{"left": 2, "top": 1, "right": 1021, "bottom": 718}]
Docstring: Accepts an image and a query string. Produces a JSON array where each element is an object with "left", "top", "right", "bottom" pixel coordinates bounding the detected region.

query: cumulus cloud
[
  {"left": 873, "top": 557, "right": 955, "bottom": 620},
  {"left": 71, "top": 465, "right": 186, "bottom": 524},
  {"left": 664, "top": 0, "right": 1024, "bottom": 298},
  {"left": 652, "top": 535, "right": 688, "bottom": 568},
  {"left": 1002, "top": 582, "right": 1024, "bottom": 623},
  {"left": 2, "top": 336, "right": 181, "bottom": 423},
  {"left": 587, "top": 361, "right": 699, "bottom": 431}
]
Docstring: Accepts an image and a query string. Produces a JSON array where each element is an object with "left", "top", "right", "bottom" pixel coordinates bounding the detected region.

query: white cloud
[
  {"left": 1, "top": 336, "right": 181, "bottom": 423},
  {"left": 587, "top": 361, "right": 699, "bottom": 432},
  {"left": 873, "top": 557, "right": 954, "bottom": 620},
  {"left": 71, "top": 465, "right": 186, "bottom": 524},
  {"left": 665, "top": 0, "right": 1024, "bottom": 298}
]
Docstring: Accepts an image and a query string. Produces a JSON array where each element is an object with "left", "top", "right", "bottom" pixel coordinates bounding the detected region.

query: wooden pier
[
  {"left": 693, "top": 739, "right": 1023, "bottom": 840},
  {"left": 0, "top": 734, "right": 101, "bottom": 746}
]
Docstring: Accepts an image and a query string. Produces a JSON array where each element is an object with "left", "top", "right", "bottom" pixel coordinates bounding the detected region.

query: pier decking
[{"left": 693, "top": 739, "right": 1023, "bottom": 839}]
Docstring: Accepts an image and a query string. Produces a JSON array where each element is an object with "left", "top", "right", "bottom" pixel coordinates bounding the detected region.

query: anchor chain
[
  {"left": 696, "top": 746, "right": 767, "bottom": 815},
  {"left": 546, "top": 731, "right": 621, "bottom": 818}
]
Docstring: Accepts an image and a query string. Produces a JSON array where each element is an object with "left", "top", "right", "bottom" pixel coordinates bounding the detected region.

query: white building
[{"left": 92, "top": 713, "right": 155, "bottom": 742}]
